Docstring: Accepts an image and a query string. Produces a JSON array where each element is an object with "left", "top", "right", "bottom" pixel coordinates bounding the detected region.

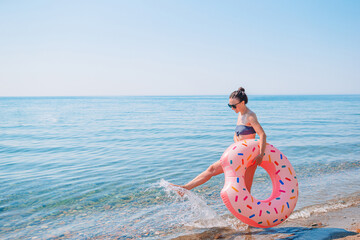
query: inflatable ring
[{"left": 220, "top": 139, "right": 299, "bottom": 228}]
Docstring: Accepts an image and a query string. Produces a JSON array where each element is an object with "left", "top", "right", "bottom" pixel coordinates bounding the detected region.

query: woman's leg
[
  {"left": 181, "top": 160, "right": 224, "bottom": 191},
  {"left": 174, "top": 161, "right": 257, "bottom": 192},
  {"left": 244, "top": 164, "right": 257, "bottom": 192}
]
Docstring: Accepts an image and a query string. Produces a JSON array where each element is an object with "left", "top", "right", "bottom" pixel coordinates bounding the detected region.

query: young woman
[{"left": 173, "top": 87, "right": 267, "bottom": 192}]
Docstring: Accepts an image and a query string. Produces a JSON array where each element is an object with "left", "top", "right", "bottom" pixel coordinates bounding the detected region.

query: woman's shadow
[
  {"left": 259, "top": 226, "right": 358, "bottom": 239},
  {"left": 173, "top": 226, "right": 358, "bottom": 239}
]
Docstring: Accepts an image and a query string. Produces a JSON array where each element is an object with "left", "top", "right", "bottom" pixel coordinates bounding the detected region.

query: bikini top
[
  {"left": 235, "top": 110, "right": 256, "bottom": 136},
  {"left": 235, "top": 125, "right": 256, "bottom": 136}
]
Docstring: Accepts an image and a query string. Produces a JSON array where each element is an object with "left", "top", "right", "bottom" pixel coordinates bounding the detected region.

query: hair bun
[{"left": 229, "top": 87, "right": 248, "bottom": 104}]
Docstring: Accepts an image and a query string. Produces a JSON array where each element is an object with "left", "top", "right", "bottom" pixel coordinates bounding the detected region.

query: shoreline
[{"left": 173, "top": 203, "right": 360, "bottom": 240}]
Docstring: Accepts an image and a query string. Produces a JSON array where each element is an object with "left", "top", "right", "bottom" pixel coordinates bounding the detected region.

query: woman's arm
[{"left": 248, "top": 113, "right": 266, "bottom": 165}]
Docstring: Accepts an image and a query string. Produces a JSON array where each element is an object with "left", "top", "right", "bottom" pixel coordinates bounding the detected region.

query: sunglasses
[{"left": 228, "top": 102, "right": 241, "bottom": 109}]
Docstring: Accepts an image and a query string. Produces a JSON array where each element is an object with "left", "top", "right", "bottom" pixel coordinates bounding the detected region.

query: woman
[{"left": 174, "top": 87, "right": 267, "bottom": 192}]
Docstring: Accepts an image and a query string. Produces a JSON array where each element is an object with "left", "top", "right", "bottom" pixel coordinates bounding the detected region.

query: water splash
[{"left": 158, "top": 179, "right": 243, "bottom": 230}]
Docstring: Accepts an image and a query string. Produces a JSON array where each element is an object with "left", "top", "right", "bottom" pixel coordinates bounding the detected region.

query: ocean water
[{"left": 0, "top": 95, "right": 359, "bottom": 239}]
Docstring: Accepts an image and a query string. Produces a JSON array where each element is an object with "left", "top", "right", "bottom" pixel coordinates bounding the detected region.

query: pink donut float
[{"left": 220, "top": 139, "right": 299, "bottom": 228}]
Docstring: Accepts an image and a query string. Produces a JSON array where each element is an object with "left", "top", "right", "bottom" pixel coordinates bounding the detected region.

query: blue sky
[{"left": 0, "top": 0, "right": 359, "bottom": 96}]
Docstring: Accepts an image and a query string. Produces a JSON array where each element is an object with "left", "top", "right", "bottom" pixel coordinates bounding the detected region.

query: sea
[{"left": 0, "top": 95, "right": 359, "bottom": 239}]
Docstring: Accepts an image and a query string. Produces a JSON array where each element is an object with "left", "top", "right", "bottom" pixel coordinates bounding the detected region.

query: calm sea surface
[{"left": 0, "top": 95, "right": 359, "bottom": 239}]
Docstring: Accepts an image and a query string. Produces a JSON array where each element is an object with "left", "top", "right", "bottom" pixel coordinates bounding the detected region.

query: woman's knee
[
  {"left": 206, "top": 165, "right": 215, "bottom": 176},
  {"left": 206, "top": 164, "right": 218, "bottom": 176}
]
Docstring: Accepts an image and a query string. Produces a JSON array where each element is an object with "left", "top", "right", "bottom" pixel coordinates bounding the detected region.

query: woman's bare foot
[{"left": 169, "top": 183, "right": 187, "bottom": 197}]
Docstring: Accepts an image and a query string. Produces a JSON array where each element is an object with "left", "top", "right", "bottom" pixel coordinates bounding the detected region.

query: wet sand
[{"left": 172, "top": 204, "right": 359, "bottom": 240}]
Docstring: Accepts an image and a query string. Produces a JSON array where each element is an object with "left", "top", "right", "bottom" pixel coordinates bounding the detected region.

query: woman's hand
[{"left": 252, "top": 154, "right": 263, "bottom": 166}]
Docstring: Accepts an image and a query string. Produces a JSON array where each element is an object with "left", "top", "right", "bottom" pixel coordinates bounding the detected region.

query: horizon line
[{"left": 0, "top": 93, "right": 359, "bottom": 98}]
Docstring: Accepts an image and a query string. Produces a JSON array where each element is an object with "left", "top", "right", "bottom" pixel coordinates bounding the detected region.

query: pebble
[
  {"left": 214, "top": 233, "right": 222, "bottom": 239},
  {"left": 311, "top": 223, "right": 323, "bottom": 227}
]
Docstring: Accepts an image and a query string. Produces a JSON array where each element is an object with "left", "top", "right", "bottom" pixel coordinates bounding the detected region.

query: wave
[{"left": 289, "top": 192, "right": 360, "bottom": 220}]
